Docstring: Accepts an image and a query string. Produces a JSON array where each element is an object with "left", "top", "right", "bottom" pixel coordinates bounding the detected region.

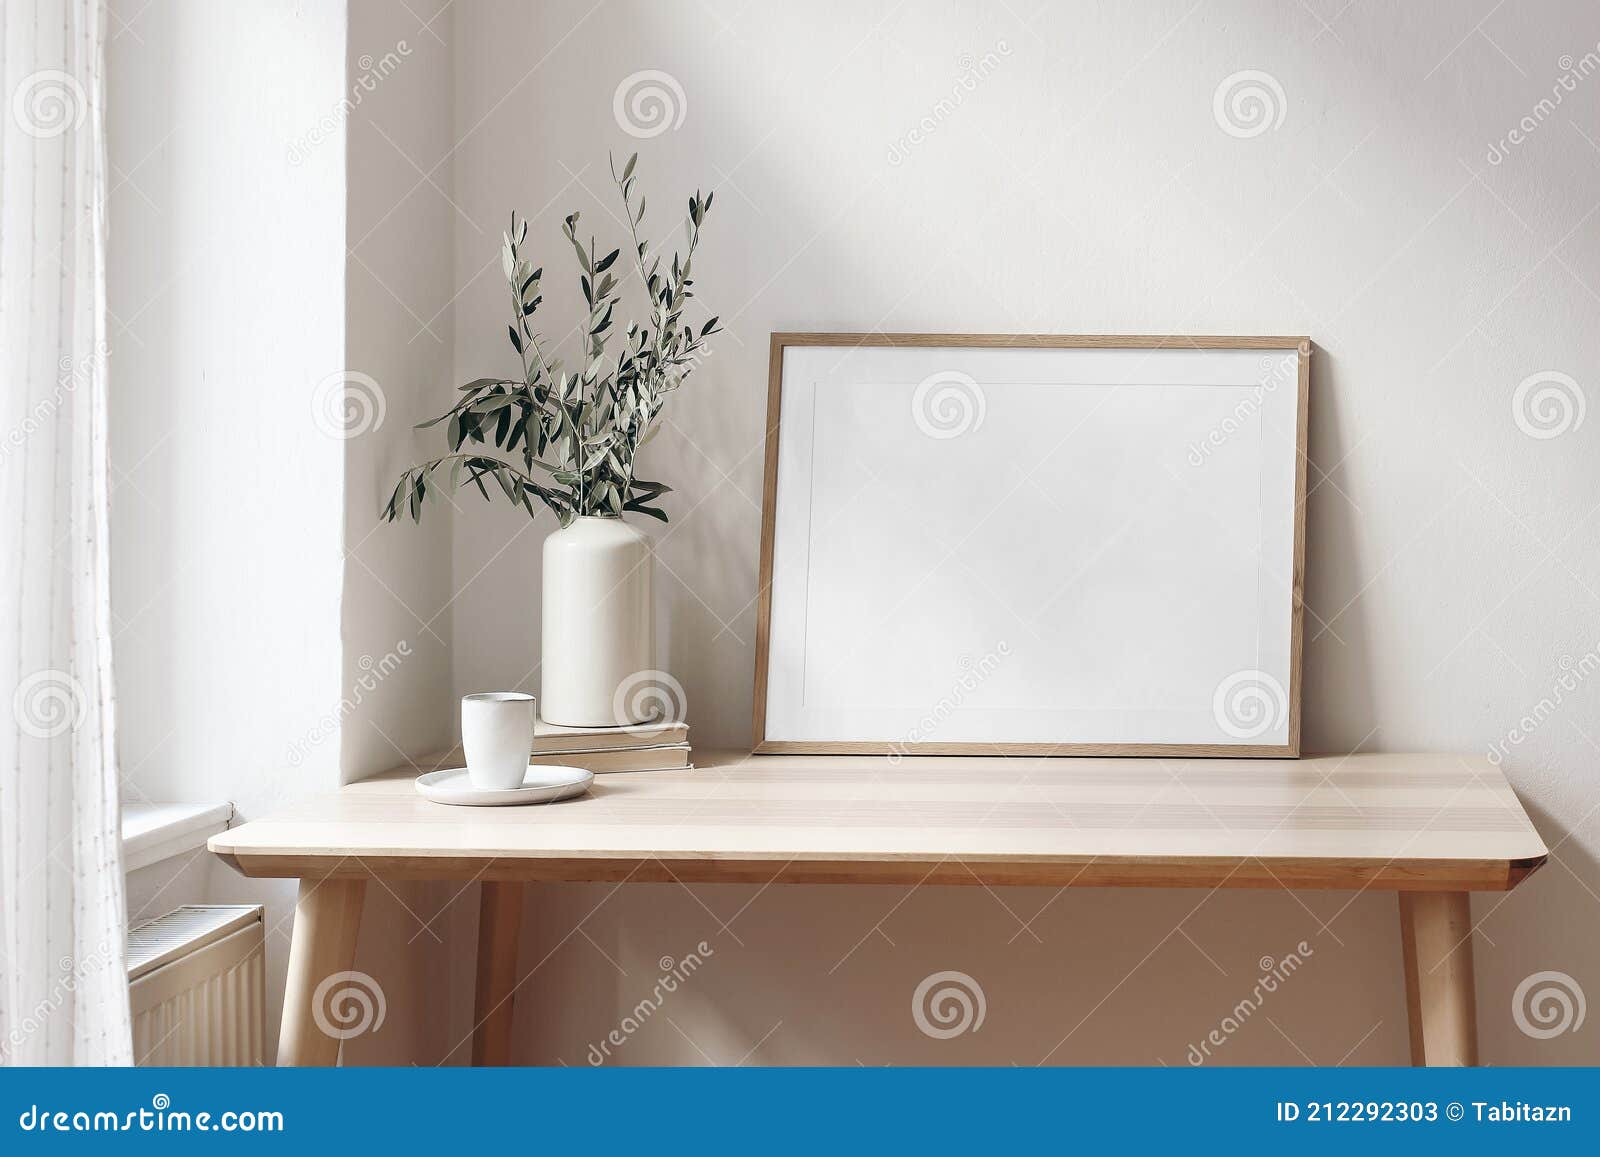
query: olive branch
[{"left": 383, "top": 153, "right": 716, "bottom": 527}]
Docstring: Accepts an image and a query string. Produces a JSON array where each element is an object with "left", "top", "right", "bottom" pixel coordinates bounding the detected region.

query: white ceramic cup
[{"left": 461, "top": 692, "right": 536, "bottom": 791}]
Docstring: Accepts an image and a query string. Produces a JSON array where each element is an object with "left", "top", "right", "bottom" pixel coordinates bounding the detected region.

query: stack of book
[{"left": 527, "top": 716, "right": 691, "bottom": 773}]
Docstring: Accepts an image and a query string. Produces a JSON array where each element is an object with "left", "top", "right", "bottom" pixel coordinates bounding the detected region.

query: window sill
[{"left": 122, "top": 802, "right": 234, "bottom": 872}]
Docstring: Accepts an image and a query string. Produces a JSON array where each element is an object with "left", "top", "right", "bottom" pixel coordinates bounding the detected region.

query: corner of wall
[{"left": 340, "top": 0, "right": 459, "bottom": 785}]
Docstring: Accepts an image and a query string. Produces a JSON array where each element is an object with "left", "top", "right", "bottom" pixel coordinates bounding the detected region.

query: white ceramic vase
[{"left": 540, "top": 515, "right": 654, "bottom": 726}]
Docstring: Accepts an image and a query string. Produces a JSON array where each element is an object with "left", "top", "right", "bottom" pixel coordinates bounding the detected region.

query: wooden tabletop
[{"left": 209, "top": 750, "right": 1548, "bottom": 891}]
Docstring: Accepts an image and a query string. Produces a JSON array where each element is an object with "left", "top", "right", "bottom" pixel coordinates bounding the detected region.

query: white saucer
[{"left": 415, "top": 764, "right": 594, "bottom": 807}]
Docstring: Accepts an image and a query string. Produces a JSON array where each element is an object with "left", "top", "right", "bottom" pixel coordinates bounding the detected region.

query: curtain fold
[{"left": 0, "top": 0, "right": 132, "bottom": 1066}]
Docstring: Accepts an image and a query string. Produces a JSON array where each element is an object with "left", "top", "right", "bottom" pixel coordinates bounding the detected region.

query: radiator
[{"left": 128, "top": 905, "right": 266, "bottom": 1066}]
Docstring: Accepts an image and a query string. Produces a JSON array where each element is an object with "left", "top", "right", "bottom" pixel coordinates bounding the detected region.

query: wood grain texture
[
  {"left": 1288, "top": 340, "right": 1312, "bottom": 755},
  {"left": 753, "top": 740, "right": 1298, "bottom": 757},
  {"left": 768, "top": 333, "right": 1312, "bottom": 350},
  {"left": 277, "top": 877, "right": 365, "bottom": 1066},
  {"left": 211, "top": 750, "right": 1546, "bottom": 892},
  {"left": 752, "top": 332, "right": 1312, "bottom": 757},
  {"left": 1399, "top": 891, "right": 1480, "bottom": 1066},
  {"left": 750, "top": 332, "right": 786, "bottom": 751},
  {"left": 471, "top": 881, "right": 523, "bottom": 1067}
]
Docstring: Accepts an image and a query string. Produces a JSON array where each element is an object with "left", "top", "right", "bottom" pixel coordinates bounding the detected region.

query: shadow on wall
[
  {"left": 1479, "top": 796, "right": 1599, "bottom": 1065},
  {"left": 498, "top": 879, "right": 1411, "bottom": 1067},
  {"left": 1297, "top": 342, "right": 1379, "bottom": 755}
]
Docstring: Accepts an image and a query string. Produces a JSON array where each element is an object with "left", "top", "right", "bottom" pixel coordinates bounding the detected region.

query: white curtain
[{"left": 0, "top": 0, "right": 131, "bottom": 1065}]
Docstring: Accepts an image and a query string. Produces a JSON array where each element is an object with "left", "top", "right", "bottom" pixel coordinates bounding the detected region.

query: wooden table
[{"left": 210, "top": 750, "right": 1547, "bottom": 1068}]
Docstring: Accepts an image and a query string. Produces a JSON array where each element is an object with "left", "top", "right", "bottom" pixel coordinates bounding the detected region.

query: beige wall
[
  {"left": 337, "top": 0, "right": 463, "bottom": 1066},
  {"left": 119, "top": 0, "right": 1600, "bottom": 1067},
  {"left": 432, "top": 0, "right": 1600, "bottom": 1067}
]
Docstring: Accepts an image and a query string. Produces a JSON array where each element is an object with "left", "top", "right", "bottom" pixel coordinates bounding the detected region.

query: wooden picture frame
[{"left": 753, "top": 333, "right": 1311, "bottom": 757}]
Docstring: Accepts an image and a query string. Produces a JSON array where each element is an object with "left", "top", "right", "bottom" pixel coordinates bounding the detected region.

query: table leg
[
  {"left": 472, "top": 881, "right": 525, "bottom": 1066},
  {"left": 1398, "top": 892, "right": 1479, "bottom": 1066},
  {"left": 278, "top": 877, "right": 367, "bottom": 1066}
]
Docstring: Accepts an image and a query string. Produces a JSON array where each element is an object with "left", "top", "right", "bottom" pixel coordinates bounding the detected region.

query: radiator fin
[{"left": 129, "top": 905, "right": 265, "bottom": 1067}]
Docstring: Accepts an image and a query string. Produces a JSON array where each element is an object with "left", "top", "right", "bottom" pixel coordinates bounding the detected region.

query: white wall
[
  {"left": 109, "top": 0, "right": 1600, "bottom": 1069},
  {"left": 341, "top": 2, "right": 456, "bottom": 783},
  {"left": 107, "top": 0, "right": 347, "bottom": 1054},
  {"left": 432, "top": 0, "right": 1600, "bottom": 1066},
  {"left": 339, "top": 0, "right": 468, "bottom": 1066},
  {"left": 109, "top": 0, "right": 472, "bottom": 1066}
]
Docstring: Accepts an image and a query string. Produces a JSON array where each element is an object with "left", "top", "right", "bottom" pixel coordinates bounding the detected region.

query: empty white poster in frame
[{"left": 753, "top": 334, "right": 1310, "bottom": 757}]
